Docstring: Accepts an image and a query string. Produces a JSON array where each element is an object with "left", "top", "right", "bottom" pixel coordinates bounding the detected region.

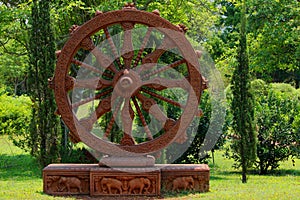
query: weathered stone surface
[
  {"left": 90, "top": 167, "right": 160, "bottom": 196},
  {"left": 159, "top": 164, "right": 209, "bottom": 193},
  {"left": 43, "top": 164, "right": 209, "bottom": 196},
  {"left": 43, "top": 164, "right": 98, "bottom": 195},
  {"left": 99, "top": 155, "right": 155, "bottom": 167}
]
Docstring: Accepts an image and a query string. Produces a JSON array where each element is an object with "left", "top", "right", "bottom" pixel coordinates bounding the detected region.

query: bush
[
  {"left": 253, "top": 80, "right": 300, "bottom": 174},
  {"left": 0, "top": 93, "right": 31, "bottom": 136},
  {"left": 225, "top": 80, "right": 300, "bottom": 174}
]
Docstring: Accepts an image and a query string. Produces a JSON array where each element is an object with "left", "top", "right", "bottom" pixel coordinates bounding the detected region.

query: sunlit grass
[{"left": 1, "top": 135, "right": 299, "bottom": 199}]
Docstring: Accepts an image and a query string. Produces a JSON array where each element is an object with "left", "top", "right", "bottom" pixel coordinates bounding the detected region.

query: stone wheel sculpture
[{"left": 50, "top": 3, "right": 206, "bottom": 156}]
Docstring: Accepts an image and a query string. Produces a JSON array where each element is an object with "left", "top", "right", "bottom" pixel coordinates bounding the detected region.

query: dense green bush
[
  {"left": 225, "top": 80, "right": 300, "bottom": 174},
  {"left": 252, "top": 80, "right": 300, "bottom": 174},
  {"left": 0, "top": 93, "right": 31, "bottom": 136}
]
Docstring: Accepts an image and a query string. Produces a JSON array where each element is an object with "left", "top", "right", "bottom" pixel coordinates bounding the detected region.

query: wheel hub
[{"left": 113, "top": 69, "right": 142, "bottom": 98}]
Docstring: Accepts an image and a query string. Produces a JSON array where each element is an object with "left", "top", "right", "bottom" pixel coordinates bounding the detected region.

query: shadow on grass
[
  {"left": 0, "top": 154, "right": 41, "bottom": 180},
  {"left": 161, "top": 190, "right": 198, "bottom": 199},
  {"left": 214, "top": 168, "right": 300, "bottom": 176}
]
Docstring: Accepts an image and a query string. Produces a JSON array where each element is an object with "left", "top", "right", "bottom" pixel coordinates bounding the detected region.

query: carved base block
[
  {"left": 159, "top": 164, "right": 210, "bottom": 193},
  {"left": 43, "top": 164, "right": 209, "bottom": 197},
  {"left": 43, "top": 164, "right": 97, "bottom": 195},
  {"left": 90, "top": 167, "right": 160, "bottom": 196}
]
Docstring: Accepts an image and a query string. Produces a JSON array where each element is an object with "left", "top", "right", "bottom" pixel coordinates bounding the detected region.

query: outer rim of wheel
[{"left": 54, "top": 9, "right": 202, "bottom": 156}]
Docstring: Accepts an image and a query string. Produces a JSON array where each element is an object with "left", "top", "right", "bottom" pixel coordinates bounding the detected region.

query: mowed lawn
[{"left": 0, "top": 135, "right": 299, "bottom": 200}]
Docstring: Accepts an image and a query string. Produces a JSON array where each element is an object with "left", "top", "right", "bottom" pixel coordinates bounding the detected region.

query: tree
[
  {"left": 252, "top": 80, "right": 300, "bottom": 174},
  {"left": 209, "top": 0, "right": 300, "bottom": 87},
  {"left": 27, "top": 0, "right": 61, "bottom": 166},
  {"left": 0, "top": 2, "right": 30, "bottom": 95},
  {"left": 248, "top": 0, "right": 300, "bottom": 87},
  {"left": 230, "top": 0, "right": 257, "bottom": 183}
]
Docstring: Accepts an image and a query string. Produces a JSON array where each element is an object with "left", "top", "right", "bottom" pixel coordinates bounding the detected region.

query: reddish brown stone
[
  {"left": 159, "top": 164, "right": 209, "bottom": 193},
  {"left": 43, "top": 164, "right": 98, "bottom": 195},
  {"left": 90, "top": 167, "right": 160, "bottom": 196}
]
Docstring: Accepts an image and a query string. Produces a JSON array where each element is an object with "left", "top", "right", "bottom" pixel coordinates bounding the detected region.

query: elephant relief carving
[
  {"left": 58, "top": 176, "right": 82, "bottom": 193},
  {"left": 172, "top": 176, "right": 194, "bottom": 192},
  {"left": 128, "top": 177, "right": 151, "bottom": 194},
  {"left": 100, "top": 177, "right": 123, "bottom": 194}
]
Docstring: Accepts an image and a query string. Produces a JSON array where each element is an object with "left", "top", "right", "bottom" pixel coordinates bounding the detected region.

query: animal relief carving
[
  {"left": 58, "top": 176, "right": 82, "bottom": 193},
  {"left": 100, "top": 177, "right": 123, "bottom": 194},
  {"left": 172, "top": 176, "right": 195, "bottom": 192},
  {"left": 128, "top": 177, "right": 151, "bottom": 194}
]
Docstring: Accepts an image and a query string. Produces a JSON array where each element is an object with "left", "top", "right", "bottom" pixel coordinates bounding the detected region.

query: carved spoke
[
  {"left": 79, "top": 96, "right": 111, "bottom": 132},
  {"left": 142, "top": 59, "right": 186, "bottom": 79},
  {"left": 120, "top": 98, "right": 136, "bottom": 145},
  {"left": 74, "top": 78, "right": 112, "bottom": 90},
  {"left": 121, "top": 22, "right": 135, "bottom": 70},
  {"left": 91, "top": 47, "right": 118, "bottom": 73},
  {"left": 103, "top": 99, "right": 122, "bottom": 140},
  {"left": 94, "top": 96, "right": 112, "bottom": 120},
  {"left": 141, "top": 88, "right": 183, "bottom": 109},
  {"left": 72, "top": 89, "right": 113, "bottom": 109},
  {"left": 143, "top": 77, "right": 190, "bottom": 90},
  {"left": 104, "top": 27, "right": 122, "bottom": 68},
  {"left": 132, "top": 97, "right": 153, "bottom": 140},
  {"left": 138, "top": 36, "right": 176, "bottom": 73},
  {"left": 71, "top": 59, "right": 103, "bottom": 75},
  {"left": 121, "top": 98, "right": 135, "bottom": 136},
  {"left": 136, "top": 92, "right": 168, "bottom": 123},
  {"left": 133, "top": 27, "right": 153, "bottom": 68}
]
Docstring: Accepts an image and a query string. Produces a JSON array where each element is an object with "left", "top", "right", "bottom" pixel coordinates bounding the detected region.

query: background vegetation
[{"left": 0, "top": 0, "right": 299, "bottom": 198}]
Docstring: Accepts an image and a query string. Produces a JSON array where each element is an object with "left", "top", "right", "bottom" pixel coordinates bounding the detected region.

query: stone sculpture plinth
[{"left": 43, "top": 164, "right": 209, "bottom": 196}]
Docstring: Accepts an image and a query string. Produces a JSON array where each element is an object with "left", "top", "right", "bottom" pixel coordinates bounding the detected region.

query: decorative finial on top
[
  {"left": 123, "top": 2, "right": 136, "bottom": 9},
  {"left": 177, "top": 24, "right": 188, "bottom": 33},
  {"left": 95, "top": 10, "right": 103, "bottom": 16},
  {"left": 55, "top": 50, "right": 61, "bottom": 59},
  {"left": 195, "top": 50, "right": 202, "bottom": 59},
  {"left": 152, "top": 9, "right": 160, "bottom": 16},
  {"left": 69, "top": 25, "right": 80, "bottom": 36}
]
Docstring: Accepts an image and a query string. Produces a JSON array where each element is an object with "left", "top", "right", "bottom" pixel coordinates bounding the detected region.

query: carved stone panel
[
  {"left": 90, "top": 167, "right": 160, "bottom": 196},
  {"left": 159, "top": 164, "right": 209, "bottom": 193},
  {"left": 43, "top": 164, "right": 98, "bottom": 195}
]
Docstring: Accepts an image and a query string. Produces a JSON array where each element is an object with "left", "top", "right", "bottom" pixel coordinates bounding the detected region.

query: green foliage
[
  {"left": 0, "top": 93, "right": 31, "bottom": 136},
  {"left": 229, "top": 0, "right": 257, "bottom": 183},
  {"left": 248, "top": 0, "right": 300, "bottom": 81},
  {"left": 0, "top": 2, "right": 30, "bottom": 95},
  {"left": 27, "top": 0, "right": 61, "bottom": 167},
  {"left": 253, "top": 80, "right": 300, "bottom": 174},
  {"left": 172, "top": 91, "right": 211, "bottom": 164},
  {"left": 210, "top": 0, "right": 300, "bottom": 86},
  {"left": 226, "top": 80, "right": 300, "bottom": 174}
]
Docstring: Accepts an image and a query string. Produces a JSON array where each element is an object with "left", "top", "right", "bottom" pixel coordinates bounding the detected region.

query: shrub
[
  {"left": 225, "top": 80, "right": 300, "bottom": 174},
  {"left": 253, "top": 80, "right": 300, "bottom": 174},
  {"left": 0, "top": 94, "right": 31, "bottom": 136}
]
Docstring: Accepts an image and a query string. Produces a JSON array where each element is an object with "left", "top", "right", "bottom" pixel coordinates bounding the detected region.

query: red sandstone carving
[
  {"left": 172, "top": 176, "right": 194, "bottom": 192},
  {"left": 44, "top": 3, "right": 210, "bottom": 198},
  {"left": 100, "top": 177, "right": 123, "bottom": 194},
  {"left": 58, "top": 176, "right": 82, "bottom": 193},
  {"left": 128, "top": 177, "right": 151, "bottom": 194},
  {"left": 49, "top": 2, "right": 207, "bottom": 157}
]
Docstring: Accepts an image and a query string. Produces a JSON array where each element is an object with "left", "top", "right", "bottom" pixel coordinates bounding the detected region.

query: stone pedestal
[
  {"left": 159, "top": 164, "right": 209, "bottom": 192},
  {"left": 43, "top": 164, "right": 209, "bottom": 197},
  {"left": 43, "top": 164, "right": 98, "bottom": 195}
]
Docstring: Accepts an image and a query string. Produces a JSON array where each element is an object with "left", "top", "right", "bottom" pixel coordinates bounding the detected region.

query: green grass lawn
[{"left": 0, "top": 135, "right": 299, "bottom": 199}]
